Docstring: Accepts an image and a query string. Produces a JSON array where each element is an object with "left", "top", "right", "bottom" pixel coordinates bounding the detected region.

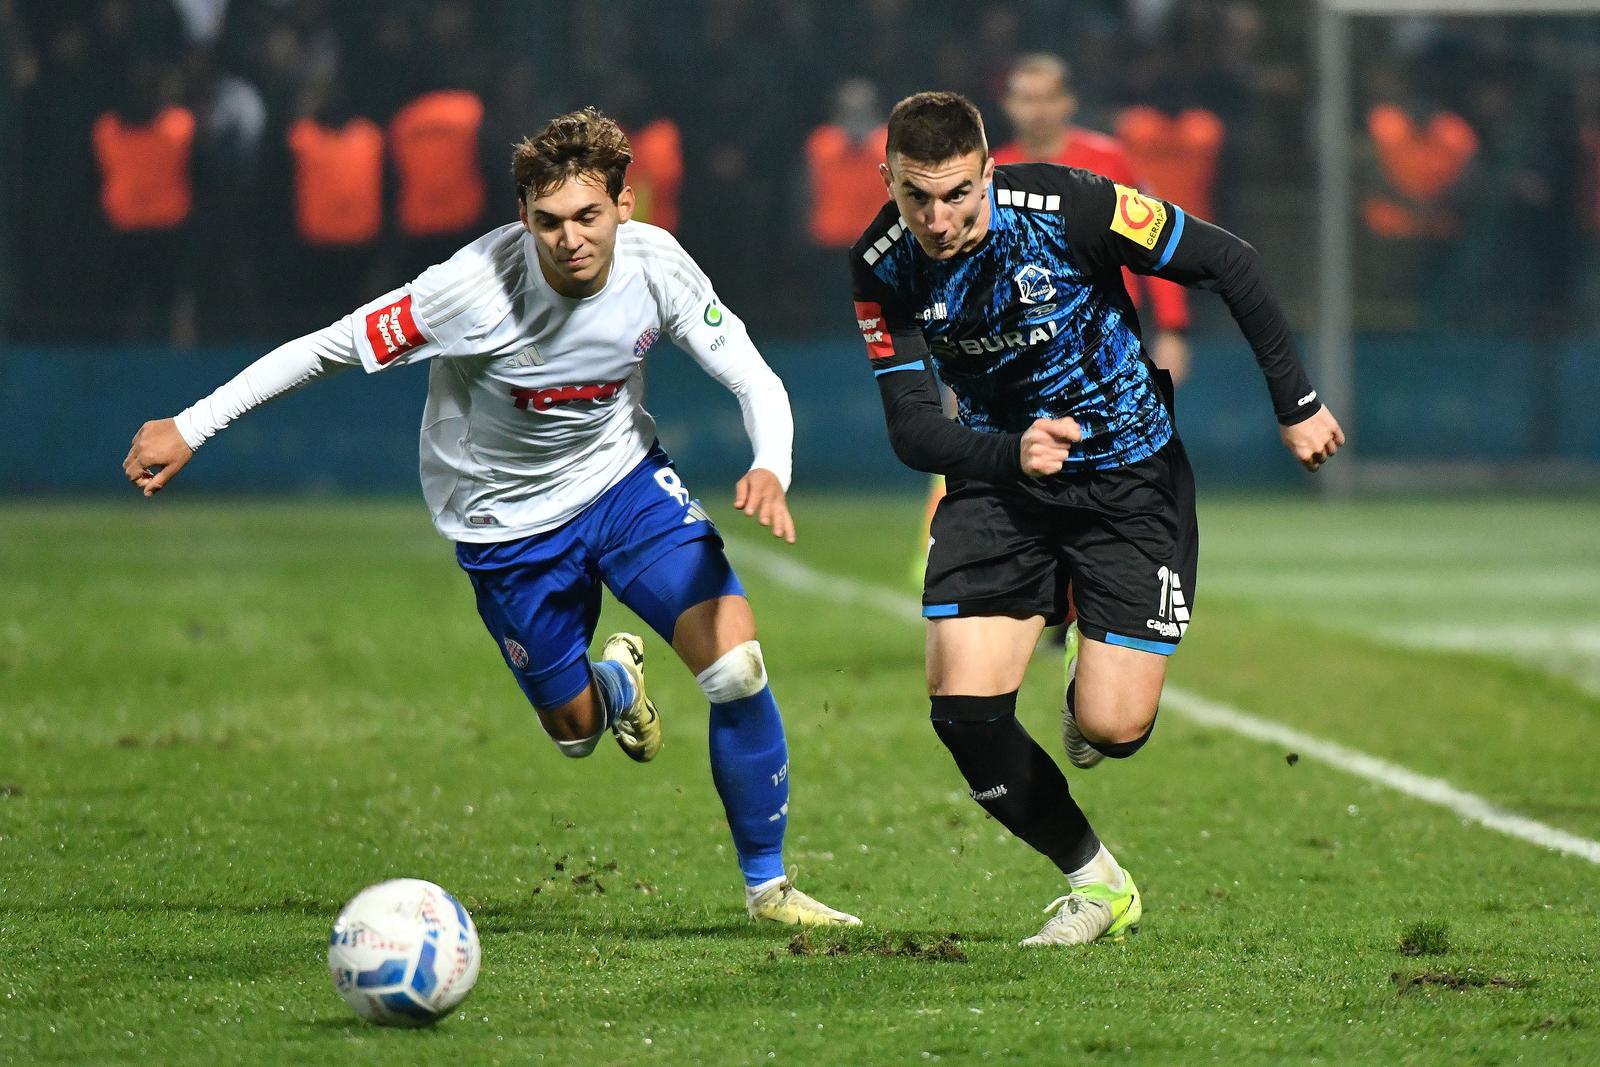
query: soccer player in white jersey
[{"left": 122, "top": 109, "right": 859, "bottom": 927}]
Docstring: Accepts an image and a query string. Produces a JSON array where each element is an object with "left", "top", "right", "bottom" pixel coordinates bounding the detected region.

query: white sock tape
[{"left": 553, "top": 730, "right": 602, "bottom": 759}]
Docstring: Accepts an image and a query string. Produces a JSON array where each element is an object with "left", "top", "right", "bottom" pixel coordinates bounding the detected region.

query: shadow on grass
[
  {"left": 5, "top": 896, "right": 1004, "bottom": 949},
  {"left": 598, "top": 922, "right": 1013, "bottom": 948},
  {"left": 300, "top": 1014, "right": 475, "bottom": 1034},
  {"left": 301, "top": 1016, "right": 369, "bottom": 1033}
]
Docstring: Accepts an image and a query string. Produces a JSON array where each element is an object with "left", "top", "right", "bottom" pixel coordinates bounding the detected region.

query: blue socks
[
  {"left": 589, "top": 659, "right": 634, "bottom": 729},
  {"left": 707, "top": 686, "right": 789, "bottom": 886},
  {"left": 596, "top": 645, "right": 787, "bottom": 887}
]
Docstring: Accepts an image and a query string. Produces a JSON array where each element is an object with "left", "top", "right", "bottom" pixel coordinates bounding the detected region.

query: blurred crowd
[{"left": 2, "top": 0, "right": 1597, "bottom": 345}]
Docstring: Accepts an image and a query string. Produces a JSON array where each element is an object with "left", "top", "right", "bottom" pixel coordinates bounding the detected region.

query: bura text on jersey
[{"left": 936, "top": 319, "right": 1060, "bottom": 356}]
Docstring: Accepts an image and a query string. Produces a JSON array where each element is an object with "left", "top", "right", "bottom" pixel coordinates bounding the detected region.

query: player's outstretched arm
[
  {"left": 1057, "top": 172, "right": 1345, "bottom": 471},
  {"left": 121, "top": 321, "right": 361, "bottom": 497},
  {"left": 1174, "top": 226, "right": 1346, "bottom": 472},
  {"left": 669, "top": 292, "right": 798, "bottom": 542}
]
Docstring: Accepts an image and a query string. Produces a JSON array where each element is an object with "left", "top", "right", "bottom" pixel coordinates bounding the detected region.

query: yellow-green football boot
[
  {"left": 747, "top": 879, "right": 861, "bottom": 927},
  {"left": 1020, "top": 870, "right": 1141, "bottom": 947}
]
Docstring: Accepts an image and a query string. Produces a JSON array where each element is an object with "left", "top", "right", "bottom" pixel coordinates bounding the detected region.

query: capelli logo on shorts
[
  {"left": 970, "top": 784, "right": 1009, "bottom": 801},
  {"left": 1146, "top": 619, "right": 1181, "bottom": 638}
]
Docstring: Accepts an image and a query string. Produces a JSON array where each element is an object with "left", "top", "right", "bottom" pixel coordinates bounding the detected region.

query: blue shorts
[{"left": 456, "top": 446, "right": 745, "bottom": 710}]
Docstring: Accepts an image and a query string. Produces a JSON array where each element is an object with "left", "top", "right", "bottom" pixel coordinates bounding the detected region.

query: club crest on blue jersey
[
  {"left": 504, "top": 637, "right": 529, "bottom": 670},
  {"left": 634, "top": 328, "right": 660, "bottom": 356},
  {"left": 1014, "top": 265, "right": 1055, "bottom": 304}
]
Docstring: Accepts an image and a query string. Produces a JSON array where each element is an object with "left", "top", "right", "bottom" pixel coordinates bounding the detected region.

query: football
[{"left": 327, "top": 878, "right": 481, "bottom": 1027}]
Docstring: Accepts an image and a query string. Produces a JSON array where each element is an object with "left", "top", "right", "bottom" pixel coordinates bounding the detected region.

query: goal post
[{"left": 1314, "top": 0, "right": 1600, "bottom": 496}]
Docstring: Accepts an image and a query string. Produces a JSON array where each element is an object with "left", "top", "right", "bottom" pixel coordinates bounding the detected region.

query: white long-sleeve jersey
[{"left": 174, "top": 221, "right": 794, "bottom": 542}]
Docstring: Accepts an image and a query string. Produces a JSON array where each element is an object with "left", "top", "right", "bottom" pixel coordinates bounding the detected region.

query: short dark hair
[
  {"left": 512, "top": 107, "right": 632, "bottom": 203},
  {"left": 885, "top": 91, "right": 987, "bottom": 164}
]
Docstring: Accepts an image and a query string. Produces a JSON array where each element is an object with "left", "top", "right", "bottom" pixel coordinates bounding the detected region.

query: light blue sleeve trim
[
  {"left": 1152, "top": 206, "right": 1187, "bottom": 273},
  {"left": 874, "top": 360, "right": 927, "bottom": 378},
  {"left": 922, "top": 603, "right": 960, "bottom": 618}
]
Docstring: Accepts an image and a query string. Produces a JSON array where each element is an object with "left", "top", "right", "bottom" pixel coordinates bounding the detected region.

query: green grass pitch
[{"left": 1, "top": 494, "right": 1598, "bottom": 1064}]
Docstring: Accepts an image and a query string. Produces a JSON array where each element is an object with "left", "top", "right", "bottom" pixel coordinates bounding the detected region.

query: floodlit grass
[{"left": 1, "top": 495, "right": 1597, "bottom": 1064}]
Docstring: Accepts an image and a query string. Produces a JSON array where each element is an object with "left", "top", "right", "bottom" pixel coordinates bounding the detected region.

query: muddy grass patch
[
  {"left": 782, "top": 932, "right": 967, "bottom": 962},
  {"left": 1390, "top": 969, "right": 1531, "bottom": 994}
]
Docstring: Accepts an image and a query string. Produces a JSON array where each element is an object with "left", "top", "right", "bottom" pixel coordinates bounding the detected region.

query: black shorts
[{"left": 923, "top": 433, "right": 1198, "bottom": 656}]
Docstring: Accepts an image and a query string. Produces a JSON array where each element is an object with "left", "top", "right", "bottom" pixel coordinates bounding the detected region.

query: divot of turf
[
  {"left": 1523, "top": 1014, "right": 1581, "bottom": 1034},
  {"left": 1391, "top": 970, "right": 1530, "bottom": 994},
  {"left": 784, "top": 932, "right": 967, "bottom": 962}
]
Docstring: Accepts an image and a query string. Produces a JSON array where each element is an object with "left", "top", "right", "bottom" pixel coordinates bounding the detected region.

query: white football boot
[{"left": 601, "top": 632, "right": 661, "bottom": 762}]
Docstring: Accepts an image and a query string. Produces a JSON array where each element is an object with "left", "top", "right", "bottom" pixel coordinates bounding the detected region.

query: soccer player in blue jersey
[{"left": 849, "top": 92, "right": 1343, "bottom": 945}]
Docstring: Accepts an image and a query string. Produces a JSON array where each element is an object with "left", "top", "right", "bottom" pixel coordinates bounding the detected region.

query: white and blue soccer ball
[{"left": 327, "top": 878, "right": 481, "bottom": 1027}]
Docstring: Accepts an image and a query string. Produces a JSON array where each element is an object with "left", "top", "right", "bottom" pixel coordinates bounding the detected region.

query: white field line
[
  {"left": 1204, "top": 571, "right": 1600, "bottom": 600},
  {"left": 1154, "top": 688, "right": 1600, "bottom": 864},
  {"left": 1380, "top": 626, "right": 1600, "bottom": 696},
  {"left": 729, "top": 541, "right": 1600, "bottom": 866},
  {"left": 1385, "top": 625, "right": 1600, "bottom": 656}
]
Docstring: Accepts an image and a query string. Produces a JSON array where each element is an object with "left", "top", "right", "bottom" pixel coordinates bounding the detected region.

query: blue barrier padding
[{"left": 4, "top": 332, "right": 1595, "bottom": 495}]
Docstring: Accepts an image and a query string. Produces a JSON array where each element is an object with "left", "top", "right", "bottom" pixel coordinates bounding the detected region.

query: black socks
[{"left": 930, "top": 693, "right": 1100, "bottom": 875}]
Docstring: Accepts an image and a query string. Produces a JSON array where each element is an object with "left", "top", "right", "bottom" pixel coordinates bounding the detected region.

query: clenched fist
[
  {"left": 1280, "top": 407, "right": 1345, "bottom": 473},
  {"left": 1020, "top": 416, "right": 1082, "bottom": 478}
]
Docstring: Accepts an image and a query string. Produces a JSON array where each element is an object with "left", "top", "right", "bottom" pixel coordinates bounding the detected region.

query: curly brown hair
[{"left": 511, "top": 107, "right": 633, "bottom": 203}]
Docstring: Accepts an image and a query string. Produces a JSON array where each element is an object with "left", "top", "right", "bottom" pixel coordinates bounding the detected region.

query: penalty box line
[{"left": 728, "top": 540, "right": 1600, "bottom": 867}]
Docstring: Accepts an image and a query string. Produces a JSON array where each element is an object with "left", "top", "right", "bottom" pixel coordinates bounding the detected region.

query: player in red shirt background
[{"left": 993, "top": 53, "right": 1191, "bottom": 382}]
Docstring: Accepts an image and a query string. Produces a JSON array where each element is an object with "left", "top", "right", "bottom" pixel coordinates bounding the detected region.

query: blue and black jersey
[{"left": 850, "top": 163, "right": 1321, "bottom": 483}]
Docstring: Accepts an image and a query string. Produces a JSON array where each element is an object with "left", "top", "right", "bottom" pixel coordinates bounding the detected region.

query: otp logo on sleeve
[
  {"left": 365, "top": 294, "right": 422, "bottom": 364},
  {"left": 854, "top": 301, "right": 894, "bottom": 360}
]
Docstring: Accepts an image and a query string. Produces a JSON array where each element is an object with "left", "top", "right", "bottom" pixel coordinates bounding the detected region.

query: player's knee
[
  {"left": 1084, "top": 709, "right": 1159, "bottom": 759},
  {"left": 930, "top": 692, "right": 1017, "bottom": 725},
  {"left": 1073, "top": 684, "right": 1159, "bottom": 749},
  {"left": 696, "top": 640, "right": 768, "bottom": 704},
  {"left": 930, "top": 693, "right": 1020, "bottom": 753},
  {"left": 536, "top": 693, "right": 602, "bottom": 756}
]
